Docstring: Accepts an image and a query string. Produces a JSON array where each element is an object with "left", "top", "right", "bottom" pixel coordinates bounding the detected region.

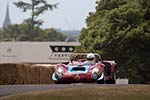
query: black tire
[
  {"left": 105, "top": 78, "right": 115, "bottom": 84},
  {"left": 97, "top": 78, "right": 104, "bottom": 84},
  {"left": 54, "top": 81, "right": 62, "bottom": 84}
]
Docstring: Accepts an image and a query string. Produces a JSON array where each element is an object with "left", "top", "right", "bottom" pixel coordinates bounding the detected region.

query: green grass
[{"left": 1, "top": 85, "right": 150, "bottom": 100}]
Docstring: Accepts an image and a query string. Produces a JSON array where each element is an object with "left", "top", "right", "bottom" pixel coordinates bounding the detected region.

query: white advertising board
[{"left": 0, "top": 42, "right": 80, "bottom": 63}]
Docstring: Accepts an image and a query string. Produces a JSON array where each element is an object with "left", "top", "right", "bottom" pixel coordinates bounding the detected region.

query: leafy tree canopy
[
  {"left": 77, "top": 0, "right": 150, "bottom": 83},
  {"left": 0, "top": 23, "right": 66, "bottom": 41}
]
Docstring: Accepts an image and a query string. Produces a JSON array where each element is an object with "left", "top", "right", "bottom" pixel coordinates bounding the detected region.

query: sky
[{"left": 0, "top": 0, "right": 97, "bottom": 30}]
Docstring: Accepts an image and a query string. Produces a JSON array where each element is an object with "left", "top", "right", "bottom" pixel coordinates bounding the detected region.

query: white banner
[{"left": 0, "top": 42, "right": 80, "bottom": 64}]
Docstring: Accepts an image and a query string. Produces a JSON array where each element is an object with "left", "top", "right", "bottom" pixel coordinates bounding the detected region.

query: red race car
[{"left": 52, "top": 53, "right": 117, "bottom": 84}]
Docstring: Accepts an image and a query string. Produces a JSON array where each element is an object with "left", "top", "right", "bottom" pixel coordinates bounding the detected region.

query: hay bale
[
  {"left": 16, "top": 64, "right": 32, "bottom": 84},
  {"left": 0, "top": 64, "right": 18, "bottom": 85},
  {"left": 0, "top": 64, "right": 54, "bottom": 85},
  {"left": 39, "top": 66, "right": 54, "bottom": 84},
  {"left": 30, "top": 65, "right": 40, "bottom": 84},
  {"left": 31, "top": 64, "right": 54, "bottom": 84}
]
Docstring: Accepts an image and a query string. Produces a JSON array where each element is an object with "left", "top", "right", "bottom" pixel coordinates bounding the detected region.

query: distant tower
[{"left": 3, "top": 2, "right": 11, "bottom": 29}]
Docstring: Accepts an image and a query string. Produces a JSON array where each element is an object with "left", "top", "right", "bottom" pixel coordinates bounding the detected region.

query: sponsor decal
[
  {"left": 7, "top": 47, "right": 12, "bottom": 53},
  {"left": 2, "top": 47, "right": 17, "bottom": 58},
  {"left": 75, "top": 73, "right": 80, "bottom": 81}
]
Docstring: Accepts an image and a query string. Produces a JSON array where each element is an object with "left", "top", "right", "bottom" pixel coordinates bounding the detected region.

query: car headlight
[
  {"left": 55, "top": 67, "right": 64, "bottom": 80},
  {"left": 92, "top": 67, "right": 100, "bottom": 74},
  {"left": 55, "top": 72, "right": 63, "bottom": 80},
  {"left": 91, "top": 73, "right": 99, "bottom": 80},
  {"left": 57, "top": 67, "right": 64, "bottom": 74}
]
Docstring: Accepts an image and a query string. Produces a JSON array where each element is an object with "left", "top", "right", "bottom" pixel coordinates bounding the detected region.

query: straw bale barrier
[{"left": 0, "top": 64, "right": 55, "bottom": 85}]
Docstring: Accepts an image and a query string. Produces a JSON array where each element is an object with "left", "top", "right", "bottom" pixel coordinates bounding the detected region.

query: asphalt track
[{"left": 0, "top": 84, "right": 121, "bottom": 97}]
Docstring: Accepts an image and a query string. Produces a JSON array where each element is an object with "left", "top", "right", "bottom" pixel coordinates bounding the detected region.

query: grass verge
[{"left": 0, "top": 85, "right": 150, "bottom": 100}]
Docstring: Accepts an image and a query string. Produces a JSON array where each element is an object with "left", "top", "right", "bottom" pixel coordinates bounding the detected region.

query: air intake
[{"left": 71, "top": 67, "right": 85, "bottom": 71}]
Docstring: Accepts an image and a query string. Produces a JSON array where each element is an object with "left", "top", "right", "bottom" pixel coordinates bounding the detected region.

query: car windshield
[
  {"left": 70, "top": 53, "right": 100, "bottom": 62},
  {"left": 70, "top": 53, "right": 87, "bottom": 61}
]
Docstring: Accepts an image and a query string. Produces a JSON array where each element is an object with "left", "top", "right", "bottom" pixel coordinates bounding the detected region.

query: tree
[
  {"left": 0, "top": 23, "right": 66, "bottom": 41},
  {"left": 78, "top": 0, "right": 150, "bottom": 83},
  {"left": 39, "top": 28, "right": 67, "bottom": 41},
  {"left": 14, "top": 0, "right": 58, "bottom": 40}
]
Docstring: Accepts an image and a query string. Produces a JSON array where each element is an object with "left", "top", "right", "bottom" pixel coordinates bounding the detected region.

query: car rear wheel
[{"left": 105, "top": 78, "right": 115, "bottom": 84}]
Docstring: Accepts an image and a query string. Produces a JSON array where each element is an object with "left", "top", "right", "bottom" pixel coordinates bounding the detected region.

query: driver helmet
[{"left": 86, "top": 53, "right": 95, "bottom": 61}]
